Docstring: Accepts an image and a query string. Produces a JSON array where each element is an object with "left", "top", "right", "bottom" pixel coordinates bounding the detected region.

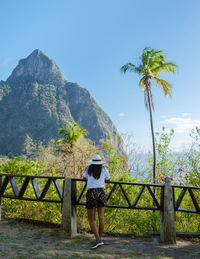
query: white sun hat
[{"left": 88, "top": 154, "right": 104, "bottom": 165}]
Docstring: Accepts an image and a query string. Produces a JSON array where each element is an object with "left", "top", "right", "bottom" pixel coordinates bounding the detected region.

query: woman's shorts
[{"left": 86, "top": 188, "right": 106, "bottom": 209}]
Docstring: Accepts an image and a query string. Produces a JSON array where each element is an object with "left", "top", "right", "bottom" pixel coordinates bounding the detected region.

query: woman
[{"left": 83, "top": 154, "right": 110, "bottom": 249}]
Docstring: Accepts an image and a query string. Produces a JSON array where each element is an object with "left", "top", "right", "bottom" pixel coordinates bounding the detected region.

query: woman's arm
[
  {"left": 104, "top": 166, "right": 110, "bottom": 183},
  {"left": 83, "top": 166, "right": 89, "bottom": 180}
]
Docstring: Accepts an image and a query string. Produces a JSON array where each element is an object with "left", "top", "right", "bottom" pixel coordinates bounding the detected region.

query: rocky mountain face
[{"left": 0, "top": 49, "right": 119, "bottom": 156}]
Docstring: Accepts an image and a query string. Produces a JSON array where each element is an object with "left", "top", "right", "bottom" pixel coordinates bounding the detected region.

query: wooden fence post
[
  {"left": 160, "top": 176, "right": 176, "bottom": 244},
  {"left": 61, "top": 178, "right": 77, "bottom": 237}
]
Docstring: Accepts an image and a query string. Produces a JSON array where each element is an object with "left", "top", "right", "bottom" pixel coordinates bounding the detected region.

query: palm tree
[
  {"left": 56, "top": 122, "right": 87, "bottom": 176},
  {"left": 121, "top": 47, "right": 177, "bottom": 183},
  {"left": 57, "top": 122, "right": 87, "bottom": 149}
]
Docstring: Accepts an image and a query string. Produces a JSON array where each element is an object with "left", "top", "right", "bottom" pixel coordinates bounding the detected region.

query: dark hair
[{"left": 88, "top": 164, "right": 102, "bottom": 179}]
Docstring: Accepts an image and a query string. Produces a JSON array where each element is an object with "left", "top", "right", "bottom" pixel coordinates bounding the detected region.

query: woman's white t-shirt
[{"left": 83, "top": 166, "right": 110, "bottom": 189}]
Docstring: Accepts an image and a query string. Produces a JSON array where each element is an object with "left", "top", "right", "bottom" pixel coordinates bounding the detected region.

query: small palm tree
[
  {"left": 121, "top": 47, "right": 177, "bottom": 183},
  {"left": 57, "top": 122, "right": 87, "bottom": 149},
  {"left": 56, "top": 122, "right": 87, "bottom": 176}
]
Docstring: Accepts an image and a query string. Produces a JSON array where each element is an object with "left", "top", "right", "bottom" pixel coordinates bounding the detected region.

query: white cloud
[
  {"left": 119, "top": 113, "right": 126, "bottom": 117},
  {"left": 161, "top": 116, "right": 200, "bottom": 133}
]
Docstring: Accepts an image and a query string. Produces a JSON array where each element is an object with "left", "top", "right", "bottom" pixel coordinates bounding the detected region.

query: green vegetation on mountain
[{"left": 0, "top": 49, "right": 120, "bottom": 156}]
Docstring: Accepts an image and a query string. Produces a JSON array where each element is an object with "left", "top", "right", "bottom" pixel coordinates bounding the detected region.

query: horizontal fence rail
[{"left": 0, "top": 174, "right": 64, "bottom": 203}]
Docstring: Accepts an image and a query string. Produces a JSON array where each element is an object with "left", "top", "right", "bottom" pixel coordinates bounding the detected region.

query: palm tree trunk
[{"left": 145, "top": 77, "right": 156, "bottom": 184}]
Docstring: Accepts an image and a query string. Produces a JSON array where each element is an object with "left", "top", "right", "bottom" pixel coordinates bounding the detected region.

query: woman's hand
[{"left": 105, "top": 178, "right": 110, "bottom": 183}]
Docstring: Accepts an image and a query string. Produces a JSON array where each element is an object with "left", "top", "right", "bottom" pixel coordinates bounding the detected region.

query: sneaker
[
  {"left": 99, "top": 239, "right": 104, "bottom": 245},
  {"left": 91, "top": 240, "right": 104, "bottom": 249}
]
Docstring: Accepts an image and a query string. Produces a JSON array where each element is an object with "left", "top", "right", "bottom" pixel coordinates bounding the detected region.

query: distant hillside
[{"left": 0, "top": 49, "right": 120, "bottom": 156}]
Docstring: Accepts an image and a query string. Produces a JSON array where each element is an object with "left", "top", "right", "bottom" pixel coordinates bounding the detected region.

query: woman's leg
[
  {"left": 97, "top": 206, "right": 104, "bottom": 239},
  {"left": 87, "top": 208, "right": 100, "bottom": 241}
]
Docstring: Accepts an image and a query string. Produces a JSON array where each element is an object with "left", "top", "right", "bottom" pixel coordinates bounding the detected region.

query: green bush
[{"left": 0, "top": 157, "right": 62, "bottom": 223}]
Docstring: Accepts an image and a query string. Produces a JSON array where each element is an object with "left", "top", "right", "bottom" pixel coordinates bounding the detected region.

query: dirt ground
[{"left": 0, "top": 218, "right": 199, "bottom": 259}]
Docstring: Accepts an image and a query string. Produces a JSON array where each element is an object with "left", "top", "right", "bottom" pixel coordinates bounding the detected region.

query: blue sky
[{"left": 1, "top": 0, "right": 200, "bottom": 152}]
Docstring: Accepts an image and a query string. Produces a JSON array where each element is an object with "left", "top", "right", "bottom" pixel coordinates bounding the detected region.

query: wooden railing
[
  {"left": 0, "top": 174, "right": 199, "bottom": 213},
  {"left": 173, "top": 185, "right": 200, "bottom": 214},
  {"left": 0, "top": 174, "right": 199, "bottom": 243},
  {"left": 73, "top": 179, "right": 164, "bottom": 211},
  {"left": 0, "top": 174, "right": 64, "bottom": 203}
]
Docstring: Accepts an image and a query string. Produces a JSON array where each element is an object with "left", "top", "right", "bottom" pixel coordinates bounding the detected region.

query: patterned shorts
[{"left": 86, "top": 188, "right": 106, "bottom": 209}]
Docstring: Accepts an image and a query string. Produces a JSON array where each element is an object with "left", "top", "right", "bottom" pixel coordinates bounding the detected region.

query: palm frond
[
  {"left": 151, "top": 62, "right": 177, "bottom": 75},
  {"left": 151, "top": 49, "right": 165, "bottom": 59},
  {"left": 149, "top": 52, "right": 166, "bottom": 70},
  {"left": 139, "top": 76, "right": 146, "bottom": 90},
  {"left": 142, "top": 47, "right": 151, "bottom": 66},
  {"left": 120, "top": 63, "right": 139, "bottom": 74},
  {"left": 137, "top": 64, "right": 144, "bottom": 74},
  {"left": 152, "top": 77, "right": 172, "bottom": 97},
  {"left": 143, "top": 46, "right": 151, "bottom": 52}
]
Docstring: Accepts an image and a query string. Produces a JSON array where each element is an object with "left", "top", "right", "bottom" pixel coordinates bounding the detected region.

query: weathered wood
[
  {"left": 71, "top": 180, "right": 77, "bottom": 218},
  {"left": 40, "top": 179, "right": 52, "bottom": 200},
  {"left": 107, "top": 204, "right": 160, "bottom": 210},
  {"left": 31, "top": 178, "right": 41, "bottom": 200},
  {"left": 73, "top": 178, "right": 164, "bottom": 187},
  {"left": 176, "top": 208, "right": 200, "bottom": 214},
  {"left": 10, "top": 177, "right": 19, "bottom": 197},
  {"left": 172, "top": 184, "right": 200, "bottom": 190},
  {"left": 160, "top": 177, "right": 176, "bottom": 244},
  {"left": 53, "top": 179, "right": 63, "bottom": 200},
  {"left": 172, "top": 187, "right": 176, "bottom": 220},
  {"left": 0, "top": 173, "right": 64, "bottom": 179},
  {"left": 188, "top": 189, "right": 200, "bottom": 212},
  {"left": 18, "top": 177, "right": 30, "bottom": 198},
  {"left": 1, "top": 195, "right": 61, "bottom": 203},
  {"left": 175, "top": 188, "right": 187, "bottom": 209},
  {"left": 76, "top": 182, "right": 87, "bottom": 204},
  {"left": 147, "top": 186, "right": 160, "bottom": 209},
  {"left": 132, "top": 185, "right": 145, "bottom": 208},
  {"left": 160, "top": 186, "right": 164, "bottom": 211},
  {"left": 119, "top": 183, "right": 131, "bottom": 207},
  {"left": 1, "top": 175, "right": 63, "bottom": 203},
  {"left": 0, "top": 176, "right": 9, "bottom": 195},
  {"left": 61, "top": 178, "right": 77, "bottom": 237},
  {"left": 106, "top": 183, "right": 117, "bottom": 202},
  {"left": 76, "top": 202, "right": 160, "bottom": 210}
]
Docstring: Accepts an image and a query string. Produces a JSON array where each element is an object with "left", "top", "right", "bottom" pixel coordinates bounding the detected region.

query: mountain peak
[
  {"left": 7, "top": 49, "right": 65, "bottom": 85},
  {"left": 30, "top": 49, "right": 46, "bottom": 57}
]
